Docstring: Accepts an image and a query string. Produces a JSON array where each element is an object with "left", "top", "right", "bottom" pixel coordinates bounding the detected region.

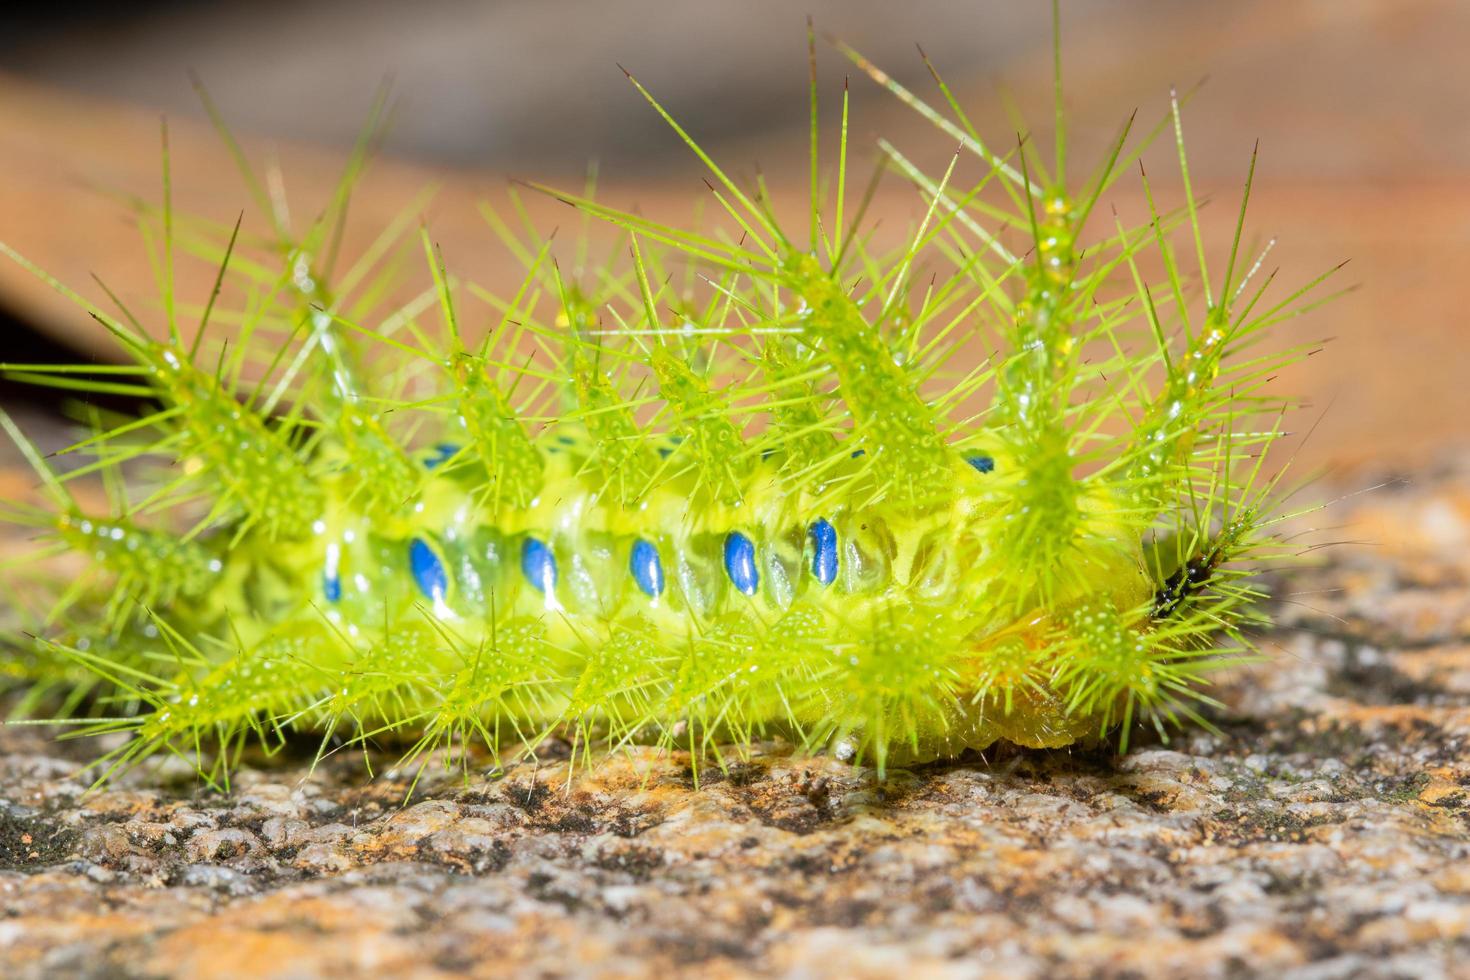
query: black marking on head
[
  {"left": 1152, "top": 555, "right": 1214, "bottom": 619},
  {"left": 1152, "top": 518, "right": 1252, "bottom": 620}
]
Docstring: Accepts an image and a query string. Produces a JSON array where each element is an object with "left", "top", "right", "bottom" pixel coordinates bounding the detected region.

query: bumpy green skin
[{"left": 0, "top": 36, "right": 1316, "bottom": 784}]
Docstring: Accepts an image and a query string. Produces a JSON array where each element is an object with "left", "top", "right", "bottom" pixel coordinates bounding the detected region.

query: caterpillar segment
[
  {"left": 0, "top": 25, "right": 1331, "bottom": 786},
  {"left": 152, "top": 338, "right": 325, "bottom": 541},
  {"left": 781, "top": 253, "right": 955, "bottom": 509}
]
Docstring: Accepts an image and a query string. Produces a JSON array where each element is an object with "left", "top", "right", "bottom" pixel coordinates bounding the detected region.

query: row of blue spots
[
  {"left": 403, "top": 535, "right": 560, "bottom": 603},
  {"left": 399, "top": 535, "right": 633, "bottom": 604},
  {"left": 629, "top": 539, "right": 665, "bottom": 598},
  {"left": 724, "top": 521, "right": 838, "bottom": 593},
  {"left": 348, "top": 518, "right": 860, "bottom": 608},
  {"left": 323, "top": 538, "right": 449, "bottom": 604}
]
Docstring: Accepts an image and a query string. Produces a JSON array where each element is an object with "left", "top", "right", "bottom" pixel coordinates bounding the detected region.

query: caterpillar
[{"left": 0, "top": 19, "right": 1334, "bottom": 789}]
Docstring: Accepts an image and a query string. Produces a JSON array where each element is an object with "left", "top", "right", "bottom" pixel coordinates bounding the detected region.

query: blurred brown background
[{"left": 1, "top": 0, "right": 1467, "bottom": 474}]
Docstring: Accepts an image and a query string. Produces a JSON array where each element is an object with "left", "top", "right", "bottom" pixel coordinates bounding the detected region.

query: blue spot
[
  {"left": 423, "top": 442, "right": 461, "bottom": 470},
  {"left": 557, "top": 435, "right": 575, "bottom": 445},
  {"left": 521, "top": 537, "right": 558, "bottom": 593},
  {"left": 323, "top": 572, "right": 342, "bottom": 603},
  {"left": 409, "top": 538, "right": 449, "bottom": 602},
  {"left": 967, "top": 454, "right": 995, "bottom": 474},
  {"left": 760, "top": 447, "right": 778, "bottom": 461},
  {"left": 809, "top": 518, "right": 838, "bottom": 586},
  {"left": 723, "top": 531, "right": 759, "bottom": 596},
  {"left": 850, "top": 449, "right": 866, "bottom": 458},
  {"left": 629, "top": 539, "right": 665, "bottom": 598},
  {"left": 657, "top": 446, "right": 674, "bottom": 459}
]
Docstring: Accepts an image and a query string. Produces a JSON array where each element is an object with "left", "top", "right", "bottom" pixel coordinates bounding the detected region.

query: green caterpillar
[{"left": 0, "top": 19, "right": 1335, "bottom": 789}]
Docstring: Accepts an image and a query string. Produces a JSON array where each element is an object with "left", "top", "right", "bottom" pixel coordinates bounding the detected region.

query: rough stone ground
[{"left": 2, "top": 459, "right": 1470, "bottom": 979}]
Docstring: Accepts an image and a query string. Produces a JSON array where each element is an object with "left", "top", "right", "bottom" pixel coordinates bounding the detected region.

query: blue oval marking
[
  {"left": 629, "top": 539, "right": 665, "bottom": 598},
  {"left": 723, "top": 531, "right": 759, "bottom": 596},
  {"left": 966, "top": 454, "right": 995, "bottom": 474},
  {"left": 521, "top": 537, "right": 558, "bottom": 593},
  {"left": 423, "top": 442, "right": 461, "bottom": 470},
  {"left": 850, "top": 449, "right": 866, "bottom": 458},
  {"left": 809, "top": 518, "right": 838, "bottom": 586},
  {"left": 409, "top": 538, "right": 449, "bottom": 602},
  {"left": 323, "top": 541, "right": 343, "bottom": 603}
]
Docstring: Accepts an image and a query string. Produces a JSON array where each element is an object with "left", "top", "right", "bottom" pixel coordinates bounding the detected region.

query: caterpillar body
[{"left": 0, "top": 26, "right": 1330, "bottom": 787}]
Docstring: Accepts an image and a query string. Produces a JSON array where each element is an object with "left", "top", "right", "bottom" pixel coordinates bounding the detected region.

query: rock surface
[{"left": 2, "top": 461, "right": 1469, "bottom": 978}]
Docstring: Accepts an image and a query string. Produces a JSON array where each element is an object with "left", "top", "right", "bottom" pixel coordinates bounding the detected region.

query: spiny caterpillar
[{"left": 0, "top": 20, "right": 1335, "bottom": 790}]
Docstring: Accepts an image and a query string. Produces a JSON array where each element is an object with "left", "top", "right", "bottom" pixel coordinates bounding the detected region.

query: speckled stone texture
[{"left": 2, "top": 460, "right": 1469, "bottom": 979}]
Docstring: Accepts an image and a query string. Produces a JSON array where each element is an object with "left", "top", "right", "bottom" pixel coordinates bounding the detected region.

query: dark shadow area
[
  {"left": 0, "top": 301, "right": 138, "bottom": 419},
  {"left": 0, "top": 2, "right": 191, "bottom": 51}
]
